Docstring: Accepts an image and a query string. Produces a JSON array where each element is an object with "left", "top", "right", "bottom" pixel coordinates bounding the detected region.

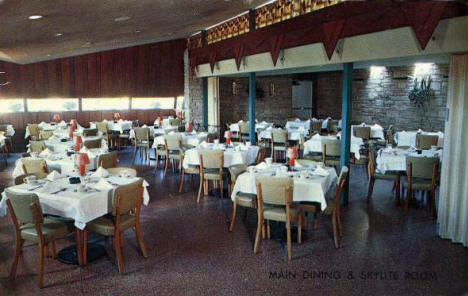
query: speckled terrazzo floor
[{"left": 0, "top": 149, "right": 467, "bottom": 296}]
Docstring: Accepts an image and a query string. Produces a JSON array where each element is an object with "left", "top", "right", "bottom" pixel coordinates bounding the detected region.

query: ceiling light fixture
[
  {"left": 55, "top": 33, "right": 63, "bottom": 37},
  {"left": 114, "top": 16, "right": 131, "bottom": 22},
  {"left": 134, "top": 30, "right": 141, "bottom": 33},
  {"left": 28, "top": 15, "right": 43, "bottom": 20}
]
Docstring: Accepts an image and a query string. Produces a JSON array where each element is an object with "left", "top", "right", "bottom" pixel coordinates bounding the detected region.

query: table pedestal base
[{"left": 57, "top": 243, "right": 106, "bottom": 265}]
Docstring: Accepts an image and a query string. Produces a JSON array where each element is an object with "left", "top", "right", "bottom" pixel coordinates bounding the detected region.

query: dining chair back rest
[
  {"left": 112, "top": 179, "right": 144, "bottom": 216},
  {"left": 22, "top": 158, "right": 48, "bottom": 177},
  {"left": 83, "top": 138, "right": 102, "bottom": 149},
  {"left": 239, "top": 122, "right": 250, "bottom": 135},
  {"left": 323, "top": 138, "right": 341, "bottom": 156},
  {"left": 207, "top": 133, "right": 217, "bottom": 143},
  {"left": 353, "top": 126, "right": 371, "bottom": 140},
  {"left": 228, "top": 164, "right": 247, "bottom": 183},
  {"left": 29, "top": 141, "right": 46, "bottom": 153},
  {"left": 169, "top": 118, "right": 182, "bottom": 127},
  {"left": 14, "top": 174, "right": 34, "bottom": 185},
  {"left": 82, "top": 128, "right": 98, "bottom": 137},
  {"left": 271, "top": 129, "right": 288, "bottom": 144},
  {"left": 200, "top": 150, "right": 223, "bottom": 169},
  {"left": 416, "top": 134, "right": 439, "bottom": 150},
  {"left": 255, "top": 147, "right": 267, "bottom": 164},
  {"left": 165, "top": 134, "right": 182, "bottom": 151},
  {"left": 134, "top": 127, "right": 150, "bottom": 144},
  {"left": 310, "top": 121, "right": 323, "bottom": 133},
  {"left": 5, "top": 190, "right": 43, "bottom": 224},
  {"left": 96, "top": 122, "right": 108, "bottom": 134},
  {"left": 98, "top": 152, "right": 118, "bottom": 169},
  {"left": 327, "top": 120, "right": 339, "bottom": 133},
  {"left": 132, "top": 120, "right": 139, "bottom": 127},
  {"left": 333, "top": 166, "right": 349, "bottom": 209},
  {"left": 28, "top": 124, "right": 40, "bottom": 138},
  {"left": 256, "top": 176, "right": 293, "bottom": 206},
  {"left": 406, "top": 156, "right": 438, "bottom": 179},
  {"left": 39, "top": 131, "right": 54, "bottom": 140}
]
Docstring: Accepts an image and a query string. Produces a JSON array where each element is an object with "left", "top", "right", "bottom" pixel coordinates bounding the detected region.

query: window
[
  {"left": 175, "top": 96, "right": 184, "bottom": 110},
  {"left": 131, "top": 97, "right": 175, "bottom": 110},
  {"left": 82, "top": 98, "right": 130, "bottom": 111},
  {"left": 27, "top": 98, "right": 79, "bottom": 112},
  {"left": 0, "top": 99, "right": 24, "bottom": 113}
]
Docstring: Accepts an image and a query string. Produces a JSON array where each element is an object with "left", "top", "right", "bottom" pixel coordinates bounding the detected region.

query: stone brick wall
[
  {"left": 218, "top": 76, "right": 293, "bottom": 126},
  {"left": 184, "top": 50, "right": 203, "bottom": 124},
  {"left": 314, "top": 63, "right": 449, "bottom": 131}
]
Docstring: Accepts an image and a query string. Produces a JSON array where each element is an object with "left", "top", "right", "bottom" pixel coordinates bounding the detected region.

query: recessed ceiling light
[
  {"left": 134, "top": 30, "right": 141, "bottom": 33},
  {"left": 28, "top": 15, "right": 43, "bottom": 20},
  {"left": 46, "top": 54, "right": 51, "bottom": 57},
  {"left": 55, "top": 33, "right": 63, "bottom": 37},
  {"left": 114, "top": 16, "right": 131, "bottom": 22}
]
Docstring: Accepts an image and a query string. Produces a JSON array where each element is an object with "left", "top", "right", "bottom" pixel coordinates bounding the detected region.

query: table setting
[
  {"left": 42, "top": 135, "right": 107, "bottom": 153},
  {"left": 376, "top": 145, "right": 443, "bottom": 174},
  {"left": 303, "top": 133, "right": 364, "bottom": 159},
  {"left": 182, "top": 141, "right": 259, "bottom": 169},
  {"left": 25, "top": 121, "right": 69, "bottom": 139},
  {"left": 231, "top": 159, "right": 338, "bottom": 210},
  {"left": 151, "top": 131, "right": 208, "bottom": 148},
  {"left": 257, "top": 126, "right": 306, "bottom": 142},
  {"left": 90, "top": 119, "right": 133, "bottom": 134}
]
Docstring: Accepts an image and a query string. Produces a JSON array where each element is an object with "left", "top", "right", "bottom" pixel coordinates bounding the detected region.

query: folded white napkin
[
  {"left": 38, "top": 121, "right": 47, "bottom": 128},
  {"left": 372, "top": 124, "right": 382, "bottom": 129},
  {"left": 417, "top": 129, "right": 423, "bottom": 133},
  {"left": 142, "top": 124, "right": 147, "bottom": 128},
  {"left": 39, "top": 182, "right": 61, "bottom": 194},
  {"left": 91, "top": 166, "right": 109, "bottom": 178},
  {"left": 39, "top": 148, "right": 53, "bottom": 157},
  {"left": 313, "top": 166, "right": 330, "bottom": 177},
  {"left": 58, "top": 121, "right": 67, "bottom": 127},
  {"left": 80, "top": 146, "right": 89, "bottom": 153},
  {"left": 255, "top": 162, "right": 268, "bottom": 170},
  {"left": 199, "top": 141, "right": 208, "bottom": 148},
  {"left": 312, "top": 133, "right": 321, "bottom": 140},
  {"left": 295, "top": 118, "right": 301, "bottom": 122},
  {"left": 94, "top": 179, "right": 113, "bottom": 190},
  {"left": 47, "top": 170, "right": 62, "bottom": 181}
]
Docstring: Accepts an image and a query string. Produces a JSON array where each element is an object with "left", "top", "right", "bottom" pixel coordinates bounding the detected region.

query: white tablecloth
[
  {"left": 352, "top": 123, "right": 385, "bottom": 139},
  {"left": 5, "top": 124, "right": 15, "bottom": 137},
  {"left": 303, "top": 134, "right": 364, "bottom": 159},
  {"left": 25, "top": 121, "right": 68, "bottom": 138},
  {"left": 231, "top": 166, "right": 337, "bottom": 211},
  {"left": 90, "top": 120, "right": 133, "bottom": 134},
  {"left": 0, "top": 134, "right": 5, "bottom": 147},
  {"left": 394, "top": 130, "right": 444, "bottom": 147},
  {"left": 0, "top": 175, "right": 149, "bottom": 230},
  {"left": 257, "top": 127, "right": 306, "bottom": 142},
  {"left": 229, "top": 121, "right": 273, "bottom": 133},
  {"left": 129, "top": 126, "right": 179, "bottom": 139},
  {"left": 182, "top": 144, "right": 259, "bottom": 169},
  {"left": 376, "top": 147, "right": 442, "bottom": 173},
  {"left": 151, "top": 132, "right": 208, "bottom": 148},
  {"left": 43, "top": 136, "right": 106, "bottom": 153}
]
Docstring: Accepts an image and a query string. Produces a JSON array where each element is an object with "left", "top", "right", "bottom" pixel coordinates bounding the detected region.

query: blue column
[
  {"left": 202, "top": 77, "right": 208, "bottom": 130},
  {"left": 248, "top": 72, "right": 256, "bottom": 144},
  {"left": 340, "top": 62, "right": 353, "bottom": 205}
]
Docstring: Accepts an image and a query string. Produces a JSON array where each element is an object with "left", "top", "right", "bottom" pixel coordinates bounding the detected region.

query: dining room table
[
  {"left": 129, "top": 125, "right": 179, "bottom": 140},
  {"left": 394, "top": 130, "right": 444, "bottom": 147},
  {"left": 257, "top": 127, "right": 307, "bottom": 143},
  {"left": 90, "top": 120, "right": 133, "bottom": 134},
  {"left": 352, "top": 123, "right": 385, "bottom": 139},
  {"left": 231, "top": 162, "right": 338, "bottom": 211},
  {"left": 25, "top": 121, "right": 69, "bottom": 138},
  {"left": 41, "top": 135, "right": 107, "bottom": 153},
  {"left": 375, "top": 146, "right": 443, "bottom": 174},
  {"left": 229, "top": 120, "right": 274, "bottom": 133},
  {"left": 182, "top": 142, "right": 259, "bottom": 169},
  {"left": 303, "top": 133, "right": 364, "bottom": 159},
  {"left": 151, "top": 131, "right": 208, "bottom": 148}
]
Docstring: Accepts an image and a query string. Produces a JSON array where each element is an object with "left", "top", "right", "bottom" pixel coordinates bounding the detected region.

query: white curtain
[{"left": 438, "top": 54, "right": 468, "bottom": 246}]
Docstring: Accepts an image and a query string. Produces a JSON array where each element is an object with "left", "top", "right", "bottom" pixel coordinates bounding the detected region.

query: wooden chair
[
  {"left": 228, "top": 164, "right": 258, "bottom": 231},
  {"left": 82, "top": 128, "right": 98, "bottom": 137},
  {"left": 5, "top": 190, "right": 74, "bottom": 288},
  {"left": 415, "top": 134, "right": 439, "bottom": 150},
  {"left": 164, "top": 134, "right": 184, "bottom": 176},
  {"left": 197, "top": 150, "right": 225, "bottom": 203},
  {"left": 367, "top": 148, "right": 400, "bottom": 203},
  {"left": 107, "top": 167, "right": 137, "bottom": 177},
  {"left": 403, "top": 156, "right": 439, "bottom": 218},
  {"left": 353, "top": 126, "right": 371, "bottom": 141},
  {"left": 327, "top": 120, "right": 339, "bottom": 134},
  {"left": 299, "top": 166, "right": 348, "bottom": 248},
  {"left": 84, "top": 179, "right": 148, "bottom": 274},
  {"left": 27, "top": 124, "right": 40, "bottom": 140},
  {"left": 310, "top": 120, "right": 323, "bottom": 135},
  {"left": 178, "top": 156, "right": 200, "bottom": 193},
  {"left": 21, "top": 158, "right": 48, "bottom": 178},
  {"left": 83, "top": 138, "right": 102, "bottom": 149},
  {"left": 132, "top": 127, "right": 151, "bottom": 164},
  {"left": 239, "top": 122, "right": 250, "bottom": 141},
  {"left": 29, "top": 140, "right": 46, "bottom": 153},
  {"left": 96, "top": 121, "right": 114, "bottom": 149},
  {"left": 254, "top": 176, "right": 302, "bottom": 260},
  {"left": 97, "top": 152, "right": 118, "bottom": 169},
  {"left": 169, "top": 118, "right": 182, "bottom": 128},
  {"left": 271, "top": 128, "right": 288, "bottom": 162},
  {"left": 39, "top": 130, "right": 54, "bottom": 140},
  {"left": 255, "top": 147, "right": 267, "bottom": 165},
  {"left": 322, "top": 138, "right": 341, "bottom": 168},
  {"left": 386, "top": 125, "right": 396, "bottom": 146}
]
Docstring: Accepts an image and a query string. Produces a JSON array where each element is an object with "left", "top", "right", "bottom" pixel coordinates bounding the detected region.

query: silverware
[{"left": 51, "top": 188, "right": 67, "bottom": 194}]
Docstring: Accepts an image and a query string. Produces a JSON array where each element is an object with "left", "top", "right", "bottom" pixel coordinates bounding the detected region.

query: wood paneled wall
[{"left": 0, "top": 39, "right": 186, "bottom": 98}]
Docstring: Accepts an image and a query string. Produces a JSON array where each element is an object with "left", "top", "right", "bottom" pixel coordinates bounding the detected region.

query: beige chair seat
[
  {"left": 184, "top": 165, "right": 199, "bottom": 174},
  {"left": 273, "top": 144, "right": 286, "bottom": 151},
  {"left": 203, "top": 168, "right": 224, "bottom": 180},
  {"left": 88, "top": 214, "right": 136, "bottom": 236},
  {"left": 107, "top": 167, "right": 137, "bottom": 177},
  {"left": 303, "top": 154, "right": 322, "bottom": 161},
  {"left": 374, "top": 172, "right": 399, "bottom": 180},
  {"left": 234, "top": 192, "right": 257, "bottom": 208},
  {"left": 229, "top": 164, "right": 247, "bottom": 182},
  {"left": 402, "top": 178, "right": 432, "bottom": 191},
  {"left": 263, "top": 205, "right": 299, "bottom": 222},
  {"left": 325, "top": 157, "right": 340, "bottom": 166},
  {"left": 20, "top": 218, "right": 70, "bottom": 243}
]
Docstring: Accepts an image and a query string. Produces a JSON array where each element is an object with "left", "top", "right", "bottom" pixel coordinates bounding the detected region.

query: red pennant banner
[
  {"left": 321, "top": 19, "right": 345, "bottom": 60},
  {"left": 234, "top": 44, "right": 244, "bottom": 70},
  {"left": 404, "top": 1, "right": 447, "bottom": 50},
  {"left": 270, "top": 34, "right": 285, "bottom": 66},
  {"left": 209, "top": 52, "right": 217, "bottom": 73}
]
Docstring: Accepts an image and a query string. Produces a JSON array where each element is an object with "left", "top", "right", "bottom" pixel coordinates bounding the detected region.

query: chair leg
[
  {"left": 50, "top": 241, "right": 56, "bottom": 259},
  {"left": 253, "top": 216, "right": 263, "bottom": 254},
  {"left": 266, "top": 220, "right": 271, "bottom": 239},
  {"left": 404, "top": 188, "right": 411, "bottom": 215},
  {"left": 83, "top": 229, "right": 88, "bottom": 265},
  {"left": 395, "top": 177, "right": 401, "bottom": 206},
  {"left": 76, "top": 230, "right": 83, "bottom": 266},
  {"left": 132, "top": 146, "right": 137, "bottom": 163},
  {"left": 164, "top": 157, "right": 169, "bottom": 176},
  {"left": 430, "top": 189, "right": 437, "bottom": 219},
  {"left": 197, "top": 176, "right": 204, "bottom": 203},
  {"left": 261, "top": 221, "right": 266, "bottom": 239},
  {"left": 134, "top": 223, "right": 148, "bottom": 258},
  {"left": 332, "top": 214, "right": 340, "bottom": 249},
  {"left": 297, "top": 214, "right": 302, "bottom": 244},
  {"left": 366, "top": 177, "right": 375, "bottom": 203},
  {"left": 9, "top": 238, "right": 24, "bottom": 285},
  {"left": 313, "top": 212, "right": 319, "bottom": 230},
  {"left": 179, "top": 170, "right": 185, "bottom": 193},
  {"left": 336, "top": 206, "right": 343, "bottom": 237},
  {"left": 220, "top": 179, "right": 224, "bottom": 199},
  {"left": 286, "top": 219, "right": 292, "bottom": 260},
  {"left": 37, "top": 242, "right": 44, "bottom": 288},
  {"left": 229, "top": 201, "right": 237, "bottom": 232},
  {"left": 113, "top": 233, "right": 124, "bottom": 275}
]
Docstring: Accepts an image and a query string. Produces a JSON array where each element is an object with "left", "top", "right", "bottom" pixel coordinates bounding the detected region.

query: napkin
[
  {"left": 39, "top": 148, "right": 53, "bottom": 157},
  {"left": 313, "top": 166, "right": 330, "bottom": 177},
  {"left": 40, "top": 182, "right": 61, "bottom": 194},
  {"left": 58, "top": 121, "right": 67, "bottom": 128},
  {"left": 38, "top": 121, "right": 47, "bottom": 128},
  {"left": 94, "top": 179, "right": 114, "bottom": 190},
  {"left": 312, "top": 133, "right": 321, "bottom": 140},
  {"left": 199, "top": 141, "right": 208, "bottom": 148},
  {"left": 91, "top": 166, "right": 109, "bottom": 178},
  {"left": 47, "top": 170, "right": 62, "bottom": 181},
  {"left": 80, "top": 146, "right": 89, "bottom": 153},
  {"left": 255, "top": 162, "right": 268, "bottom": 170},
  {"left": 142, "top": 124, "right": 147, "bottom": 128}
]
